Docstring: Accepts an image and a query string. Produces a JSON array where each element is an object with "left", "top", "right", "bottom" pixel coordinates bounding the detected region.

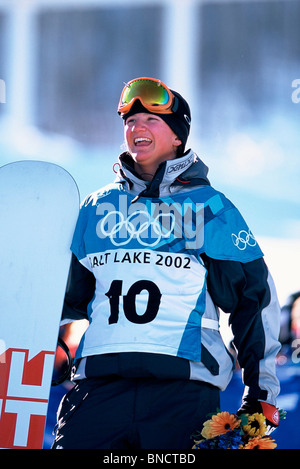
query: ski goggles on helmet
[{"left": 118, "top": 77, "right": 176, "bottom": 116}]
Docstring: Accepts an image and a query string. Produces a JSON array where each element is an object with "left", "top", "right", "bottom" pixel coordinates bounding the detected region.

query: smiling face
[{"left": 124, "top": 112, "right": 182, "bottom": 180}]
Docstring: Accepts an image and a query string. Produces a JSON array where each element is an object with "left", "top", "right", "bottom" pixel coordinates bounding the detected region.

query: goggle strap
[{"left": 171, "top": 96, "right": 179, "bottom": 113}]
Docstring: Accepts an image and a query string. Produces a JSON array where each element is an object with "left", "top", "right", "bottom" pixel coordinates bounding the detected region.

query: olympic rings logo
[
  {"left": 231, "top": 229, "right": 257, "bottom": 250},
  {"left": 97, "top": 210, "right": 176, "bottom": 247}
]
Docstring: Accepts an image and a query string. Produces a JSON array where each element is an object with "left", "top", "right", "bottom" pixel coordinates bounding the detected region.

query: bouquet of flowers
[{"left": 192, "top": 409, "right": 286, "bottom": 449}]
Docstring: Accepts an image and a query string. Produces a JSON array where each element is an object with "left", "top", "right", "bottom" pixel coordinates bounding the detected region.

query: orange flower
[
  {"left": 201, "top": 412, "right": 241, "bottom": 439},
  {"left": 243, "top": 436, "right": 277, "bottom": 449}
]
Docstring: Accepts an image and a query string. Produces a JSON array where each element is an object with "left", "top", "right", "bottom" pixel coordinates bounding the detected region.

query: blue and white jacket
[{"left": 62, "top": 150, "right": 281, "bottom": 406}]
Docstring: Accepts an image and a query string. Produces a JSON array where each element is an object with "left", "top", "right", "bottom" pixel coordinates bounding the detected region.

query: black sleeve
[
  {"left": 201, "top": 253, "right": 272, "bottom": 401},
  {"left": 61, "top": 253, "right": 96, "bottom": 322}
]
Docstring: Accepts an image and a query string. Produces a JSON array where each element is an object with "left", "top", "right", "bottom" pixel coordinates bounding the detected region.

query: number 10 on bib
[{"left": 0, "top": 161, "right": 79, "bottom": 448}]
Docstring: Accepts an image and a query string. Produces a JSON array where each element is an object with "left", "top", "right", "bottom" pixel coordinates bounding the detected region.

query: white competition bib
[{"left": 77, "top": 248, "right": 206, "bottom": 362}]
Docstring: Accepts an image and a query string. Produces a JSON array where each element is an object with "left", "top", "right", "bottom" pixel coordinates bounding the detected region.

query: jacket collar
[{"left": 115, "top": 149, "right": 210, "bottom": 198}]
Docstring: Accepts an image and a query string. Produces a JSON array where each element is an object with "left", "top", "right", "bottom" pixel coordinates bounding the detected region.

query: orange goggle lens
[{"left": 118, "top": 77, "right": 175, "bottom": 116}]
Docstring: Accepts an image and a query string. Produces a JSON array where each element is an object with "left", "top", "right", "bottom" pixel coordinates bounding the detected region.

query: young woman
[{"left": 52, "top": 77, "right": 281, "bottom": 449}]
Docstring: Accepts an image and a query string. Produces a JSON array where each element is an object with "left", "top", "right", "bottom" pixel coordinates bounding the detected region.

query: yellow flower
[
  {"left": 243, "top": 436, "right": 277, "bottom": 449},
  {"left": 242, "top": 413, "right": 267, "bottom": 437},
  {"left": 201, "top": 412, "right": 241, "bottom": 439}
]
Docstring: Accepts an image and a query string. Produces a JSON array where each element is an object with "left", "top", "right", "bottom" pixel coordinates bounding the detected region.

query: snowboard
[{"left": 0, "top": 160, "right": 80, "bottom": 449}]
